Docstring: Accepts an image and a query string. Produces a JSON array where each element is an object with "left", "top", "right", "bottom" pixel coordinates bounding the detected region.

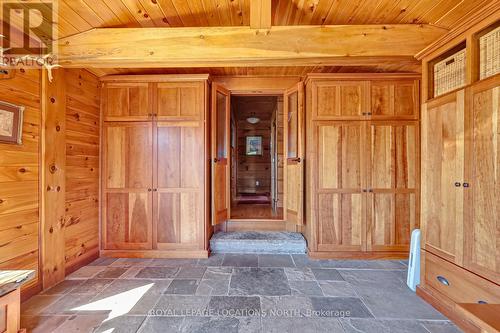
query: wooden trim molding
[{"left": 100, "top": 74, "right": 211, "bottom": 82}]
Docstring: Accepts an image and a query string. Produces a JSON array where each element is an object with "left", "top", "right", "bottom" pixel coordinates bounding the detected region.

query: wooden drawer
[{"left": 424, "top": 251, "right": 500, "bottom": 305}]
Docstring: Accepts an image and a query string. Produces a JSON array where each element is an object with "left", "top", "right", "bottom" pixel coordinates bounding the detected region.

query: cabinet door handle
[
  {"left": 477, "top": 300, "right": 488, "bottom": 304},
  {"left": 463, "top": 182, "right": 470, "bottom": 188},
  {"left": 148, "top": 188, "right": 152, "bottom": 192},
  {"left": 454, "top": 182, "right": 461, "bottom": 187},
  {"left": 153, "top": 188, "right": 158, "bottom": 192},
  {"left": 437, "top": 275, "right": 450, "bottom": 286}
]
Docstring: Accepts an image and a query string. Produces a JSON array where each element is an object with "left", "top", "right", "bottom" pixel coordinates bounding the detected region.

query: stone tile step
[{"left": 210, "top": 231, "right": 307, "bottom": 254}]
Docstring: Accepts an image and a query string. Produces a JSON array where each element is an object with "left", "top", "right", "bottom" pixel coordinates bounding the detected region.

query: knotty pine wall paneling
[
  {"left": 0, "top": 69, "right": 42, "bottom": 297},
  {"left": 64, "top": 69, "right": 101, "bottom": 274},
  {"left": 0, "top": 68, "right": 101, "bottom": 299}
]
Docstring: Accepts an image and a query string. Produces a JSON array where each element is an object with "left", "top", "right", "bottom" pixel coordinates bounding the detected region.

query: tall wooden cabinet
[
  {"left": 306, "top": 74, "right": 420, "bottom": 258},
  {"left": 101, "top": 75, "right": 210, "bottom": 258},
  {"left": 419, "top": 75, "right": 500, "bottom": 324}
]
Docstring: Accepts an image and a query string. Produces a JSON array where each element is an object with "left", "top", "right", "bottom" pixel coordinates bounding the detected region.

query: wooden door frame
[
  {"left": 226, "top": 91, "right": 287, "bottom": 223},
  {"left": 210, "top": 77, "right": 303, "bottom": 226}
]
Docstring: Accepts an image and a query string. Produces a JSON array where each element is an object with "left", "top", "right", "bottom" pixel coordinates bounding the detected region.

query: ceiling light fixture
[{"left": 246, "top": 117, "right": 260, "bottom": 124}]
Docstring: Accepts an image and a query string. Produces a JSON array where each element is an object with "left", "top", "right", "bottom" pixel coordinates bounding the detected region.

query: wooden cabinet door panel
[
  {"left": 156, "top": 191, "right": 200, "bottom": 247},
  {"left": 104, "top": 191, "right": 152, "bottom": 250},
  {"left": 154, "top": 121, "right": 204, "bottom": 250},
  {"left": 317, "top": 193, "right": 365, "bottom": 251},
  {"left": 311, "top": 81, "right": 367, "bottom": 120},
  {"left": 421, "top": 91, "right": 465, "bottom": 264},
  {"left": 103, "top": 83, "right": 150, "bottom": 121},
  {"left": 103, "top": 122, "right": 153, "bottom": 250},
  {"left": 465, "top": 79, "right": 499, "bottom": 281},
  {"left": 104, "top": 123, "right": 153, "bottom": 189},
  {"left": 370, "top": 80, "right": 419, "bottom": 120},
  {"left": 315, "top": 122, "right": 367, "bottom": 251},
  {"left": 156, "top": 82, "right": 204, "bottom": 120},
  {"left": 367, "top": 121, "right": 419, "bottom": 252},
  {"left": 368, "top": 193, "right": 416, "bottom": 251}
]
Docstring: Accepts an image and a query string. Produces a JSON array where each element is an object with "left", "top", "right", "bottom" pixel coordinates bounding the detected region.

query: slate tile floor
[{"left": 21, "top": 254, "right": 462, "bottom": 333}]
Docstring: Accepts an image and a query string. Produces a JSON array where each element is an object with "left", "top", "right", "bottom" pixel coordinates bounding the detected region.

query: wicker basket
[
  {"left": 480, "top": 26, "right": 500, "bottom": 80},
  {"left": 434, "top": 49, "right": 466, "bottom": 97}
]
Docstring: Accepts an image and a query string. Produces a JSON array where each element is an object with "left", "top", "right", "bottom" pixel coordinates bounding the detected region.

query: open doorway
[{"left": 229, "top": 95, "right": 284, "bottom": 220}]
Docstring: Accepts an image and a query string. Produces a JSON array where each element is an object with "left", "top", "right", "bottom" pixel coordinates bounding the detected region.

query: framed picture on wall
[
  {"left": 0, "top": 101, "right": 24, "bottom": 145},
  {"left": 246, "top": 136, "right": 262, "bottom": 156}
]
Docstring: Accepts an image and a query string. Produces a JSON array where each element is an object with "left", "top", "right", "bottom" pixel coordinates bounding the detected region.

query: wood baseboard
[
  {"left": 65, "top": 247, "right": 100, "bottom": 276},
  {"left": 100, "top": 250, "right": 209, "bottom": 259},
  {"left": 416, "top": 285, "right": 480, "bottom": 333},
  {"left": 308, "top": 251, "right": 408, "bottom": 260},
  {"left": 20, "top": 282, "right": 42, "bottom": 303}
]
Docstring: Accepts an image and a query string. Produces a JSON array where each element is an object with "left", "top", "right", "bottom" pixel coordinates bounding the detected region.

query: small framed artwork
[
  {"left": 246, "top": 136, "right": 262, "bottom": 156},
  {"left": 0, "top": 101, "right": 24, "bottom": 145}
]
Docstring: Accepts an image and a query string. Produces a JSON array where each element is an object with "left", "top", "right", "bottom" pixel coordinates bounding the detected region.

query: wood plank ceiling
[{"left": 51, "top": 0, "right": 496, "bottom": 76}]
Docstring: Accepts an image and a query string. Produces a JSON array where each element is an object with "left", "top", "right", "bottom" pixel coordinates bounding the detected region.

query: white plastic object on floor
[{"left": 407, "top": 229, "right": 421, "bottom": 292}]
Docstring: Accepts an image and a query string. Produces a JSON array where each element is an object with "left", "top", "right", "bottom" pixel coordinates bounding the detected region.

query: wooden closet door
[
  {"left": 311, "top": 81, "right": 368, "bottom": 120},
  {"left": 421, "top": 91, "right": 465, "bottom": 264},
  {"left": 367, "top": 121, "right": 419, "bottom": 252},
  {"left": 284, "top": 82, "right": 304, "bottom": 225},
  {"left": 103, "top": 122, "right": 153, "bottom": 250},
  {"left": 314, "top": 121, "right": 367, "bottom": 252},
  {"left": 154, "top": 120, "right": 205, "bottom": 250},
  {"left": 102, "top": 83, "right": 151, "bottom": 121},
  {"left": 464, "top": 79, "right": 499, "bottom": 282},
  {"left": 370, "top": 80, "right": 419, "bottom": 120}
]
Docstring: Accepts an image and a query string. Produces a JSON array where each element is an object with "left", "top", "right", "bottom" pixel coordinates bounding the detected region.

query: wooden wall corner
[{"left": 41, "top": 69, "right": 67, "bottom": 289}]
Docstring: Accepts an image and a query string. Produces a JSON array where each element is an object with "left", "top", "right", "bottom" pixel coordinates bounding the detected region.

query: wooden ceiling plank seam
[
  {"left": 349, "top": 0, "right": 387, "bottom": 24},
  {"left": 322, "top": 0, "right": 346, "bottom": 24},
  {"left": 394, "top": 0, "right": 435, "bottom": 24},
  {"left": 101, "top": 0, "right": 141, "bottom": 27},
  {"left": 57, "top": 1, "right": 93, "bottom": 32},
  {"left": 435, "top": 0, "right": 496, "bottom": 28},
  {"left": 421, "top": 0, "right": 466, "bottom": 25},
  {"left": 289, "top": 0, "right": 306, "bottom": 25},
  {"left": 155, "top": 0, "right": 184, "bottom": 26},
  {"left": 117, "top": 0, "right": 156, "bottom": 27},
  {"left": 212, "top": 0, "right": 233, "bottom": 26},
  {"left": 226, "top": 0, "right": 243, "bottom": 26},
  {"left": 137, "top": 0, "right": 171, "bottom": 27},
  {"left": 200, "top": 0, "right": 223, "bottom": 26},
  {"left": 396, "top": 0, "right": 444, "bottom": 25},
  {"left": 81, "top": 0, "right": 123, "bottom": 27},
  {"left": 297, "top": 0, "right": 318, "bottom": 25},
  {"left": 60, "top": 0, "right": 105, "bottom": 27},
  {"left": 275, "top": 0, "right": 292, "bottom": 26},
  {"left": 308, "top": 0, "right": 335, "bottom": 26},
  {"left": 186, "top": 0, "right": 211, "bottom": 26},
  {"left": 370, "top": 0, "right": 412, "bottom": 25}
]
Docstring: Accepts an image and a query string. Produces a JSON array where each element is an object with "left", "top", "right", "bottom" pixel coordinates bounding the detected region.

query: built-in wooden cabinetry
[
  {"left": 417, "top": 12, "right": 499, "bottom": 332},
  {"left": 101, "top": 75, "right": 210, "bottom": 258},
  {"left": 420, "top": 75, "right": 499, "bottom": 331},
  {"left": 305, "top": 74, "right": 420, "bottom": 258}
]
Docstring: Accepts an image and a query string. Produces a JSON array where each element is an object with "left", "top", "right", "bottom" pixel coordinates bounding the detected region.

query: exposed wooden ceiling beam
[
  {"left": 250, "top": 0, "right": 272, "bottom": 29},
  {"left": 57, "top": 25, "right": 447, "bottom": 68}
]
